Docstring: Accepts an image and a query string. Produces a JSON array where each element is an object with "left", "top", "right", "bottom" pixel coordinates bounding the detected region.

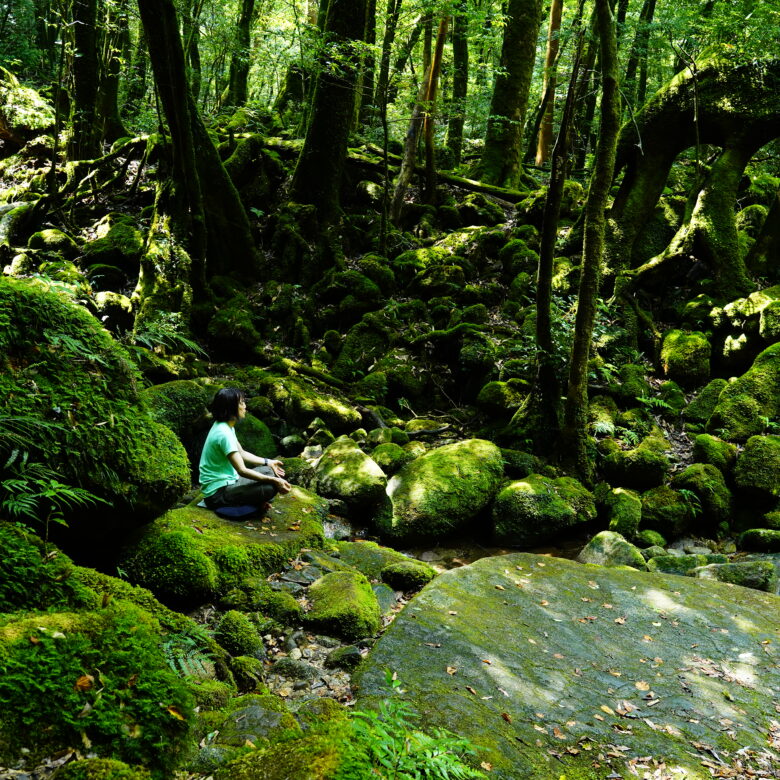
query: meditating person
[{"left": 199, "top": 387, "right": 291, "bottom": 511}]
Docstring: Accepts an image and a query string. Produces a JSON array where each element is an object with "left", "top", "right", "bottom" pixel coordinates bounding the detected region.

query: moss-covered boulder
[
  {"left": 707, "top": 342, "right": 780, "bottom": 440},
  {"left": 577, "top": 531, "right": 646, "bottom": 568},
  {"left": 214, "top": 610, "right": 264, "bottom": 658},
  {"left": 759, "top": 300, "right": 780, "bottom": 344},
  {"left": 52, "top": 758, "right": 151, "bottom": 780},
  {"left": 605, "top": 487, "right": 642, "bottom": 539},
  {"left": 27, "top": 227, "right": 80, "bottom": 257},
  {"left": 646, "top": 553, "right": 728, "bottom": 575},
  {"left": 739, "top": 529, "right": 780, "bottom": 552},
  {"left": 380, "top": 559, "right": 436, "bottom": 591},
  {"left": 0, "top": 277, "right": 190, "bottom": 533},
  {"left": 475, "top": 380, "right": 526, "bottom": 414},
  {"left": 734, "top": 435, "right": 780, "bottom": 501},
  {"left": 305, "top": 571, "right": 380, "bottom": 641},
  {"left": 82, "top": 213, "right": 145, "bottom": 273},
  {"left": 492, "top": 474, "right": 596, "bottom": 546},
  {"left": 683, "top": 378, "right": 727, "bottom": 426},
  {"left": 0, "top": 66, "right": 55, "bottom": 149},
  {"left": 369, "top": 441, "right": 413, "bottom": 475},
  {"left": 355, "top": 552, "right": 780, "bottom": 779},
  {"left": 691, "top": 433, "right": 738, "bottom": 474},
  {"left": 334, "top": 539, "right": 412, "bottom": 580},
  {"left": 602, "top": 427, "right": 672, "bottom": 489},
  {"left": 376, "top": 439, "right": 504, "bottom": 542},
  {"left": 313, "top": 436, "right": 387, "bottom": 512},
  {"left": 670, "top": 463, "right": 732, "bottom": 528},
  {"left": 0, "top": 605, "right": 194, "bottom": 774},
  {"left": 122, "top": 487, "right": 326, "bottom": 607},
  {"left": 660, "top": 329, "right": 711, "bottom": 387},
  {"left": 640, "top": 485, "right": 694, "bottom": 538},
  {"left": 693, "top": 561, "right": 777, "bottom": 592}
]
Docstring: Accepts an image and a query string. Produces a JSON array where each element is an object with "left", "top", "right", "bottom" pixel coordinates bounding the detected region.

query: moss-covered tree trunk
[
  {"left": 535, "top": 0, "right": 562, "bottom": 166},
  {"left": 445, "top": 0, "right": 469, "bottom": 166},
  {"left": 357, "top": 0, "right": 377, "bottom": 125},
  {"left": 225, "top": 0, "right": 255, "bottom": 107},
  {"left": 747, "top": 187, "right": 780, "bottom": 279},
  {"left": 423, "top": 16, "right": 448, "bottom": 202},
  {"left": 560, "top": 0, "right": 620, "bottom": 483},
  {"left": 289, "top": 0, "right": 368, "bottom": 225},
  {"left": 97, "top": 0, "right": 130, "bottom": 143},
  {"left": 476, "top": 0, "right": 542, "bottom": 188},
  {"left": 68, "top": 0, "right": 100, "bottom": 160}
]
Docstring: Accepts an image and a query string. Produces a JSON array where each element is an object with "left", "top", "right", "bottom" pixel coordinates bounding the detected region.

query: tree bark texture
[
  {"left": 68, "top": 0, "right": 100, "bottom": 160},
  {"left": 423, "top": 16, "right": 448, "bottom": 201},
  {"left": 560, "top": 0, "right": 620, "bottom": 483},
  {"left": 746, "top": 188, "right": 780, "bottom": 280},
  {"left": 226, "top": 0, "right": 256, "bottom": 107},
  {"left": 374, "top": 0, "right": 402, "bottom": 111},
  {"left": 445, "top": 0, "right": 469, "bottom": 166},
  {"left": 535, "top": 0, "right": 563, "bottom": 166},
  {"left": 477, "top": 0, "right": 543, "bottom": 188},
  {"left": 622, "top": 0, "right": 656, "bottom": 111},
  {"left": 97, "top": 0, "right": 129, "bottom": 143},
  {"left": 357, "top": 0, "right": 377, "bottom": 125},
  {"left": 289, "top": 0, "right": 369, "bottom": 225}
]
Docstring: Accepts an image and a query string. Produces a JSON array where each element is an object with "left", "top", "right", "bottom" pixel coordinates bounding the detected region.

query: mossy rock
[
  {"left": 0, "top": 277, "right": 190, "bottom": 533},
  {"left": 141, "top": 378, "right": 212, "bottom": 445},
  {"left": 408, "top": 264, "right": 466, "bottom": 298},
  {"left": 498, "top": 239, "right": 539, "bottom": 277},
  {"left": 739, "top": 529, "right": 780, "bottom": 552},
  {"left": 82, "top": 214, "right": 144, "bottom": 273},
  {"left": 369, "top": 441, "right": 413, "bottom": 475},
  {"left": 636, "top": 528, "right": 666, "bottom": 547},
  {"left": 706, "top": 342, "right": 780, "bottom": 441},
  {"left": 759, "top": 300, "right": 780, "bottom": 344},
  {"left": 235, "top": 577, "right": 303, "bottom": 624},
  {"left": 52, "top": 759, "right": 151, "bottom": 780},
  {"left": 355, "top": 551, "right": 780, "bottom": 778},
  {"left": 0, "top": 66, "right": 55, "bottom": 141},
  {"left": 683, "top": 379, "right": 728, "bottom": 425},
  {"left": 377, "top": 439, "right": 504, "bottom": 542},
  {"left": 457, "top": 192, "right": 506, "bottom": 226},
  {"left": 646, "top": 553, "right": 726, "bottom": 575},
  {"left": 605, "top": 487, "right": 642, "bottom": 539},
  {"left": 641, "top": 485, "right": 694, "bottom": 538},
  {"left": 660, "top": 329, "right": 711, "bottom": 387},
  {"left": 611, "top": 363, "right": 652, "bottom": 405},
  {"left": 236, "top": 413, "right": 276, "bottom": 459},
  {"left": 374, "top": 348, "right": 429, "bottom": 399},
  {"left": 305, "top": 571, "right": 380, "bottom": 641},
  {"left": 390, "top": 246, "right": 452, "bottom": 286},
  {"left": 693, "top": 561, "right": 777, "bottom": 592},
  {"left": 207, "top": 293, "right": 262, "bottom": 357},
  {"left": 333, "top": 539, "right": 410, "bottom": 580},
  {"left": 214, "top": 694, "right": 300, "bottom": 748},
  {"left": 475, "top": 380, "right": 525, "bottom": 414},
  {"left": 214, "top": 610, "right": 264, "bottom": 658},
  {"left": 313, "top": 436, "right": 387, "bottom": 511},
  {"left": 380, "top": 559, "right": 436, "bottom": 591},
  {"left": 734, "top": 435, "right": 780, "bottom": 501},
  {"left": 602, "top": 427, "right": 671, "bottom": 489},
  {"left": 187, "top": 679, "right": 234, "bottom": 712},
  {"left": 691, "top": 434, "right": 737, "bottom": 474},
  {"left": 499, "top": 448, "right": 536, "bottom": 479},
  {"left": 0, "top": 605, "right": 194, "bottom": 774},
  {"left": 122, "top": 488, "right": 326, "bottom": 607},
  {"left": 492, "top": 474, "right": 596, "bottom": 546},
  {"left": 27, "top": 228, "right": 80, "bottom": 258},
  {"left": 671, "top": 463, "right": 732, "bottom": 528},
  {"left": 577, "top": 531, "right": 646, "bottom": 569}
]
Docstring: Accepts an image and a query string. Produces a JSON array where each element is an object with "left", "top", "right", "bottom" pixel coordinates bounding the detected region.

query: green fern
[
  {"left": 678, "top": 488, "right": 702, "bottom": 518},
  {"left": 592, "top": 419, "right": 616, "bottom": 437},
  {"left": 130, "top": 314, "right": 207, "bottom": 358},
  {"left": 636, "top": 395, "right": 676, "bottom": 413}
]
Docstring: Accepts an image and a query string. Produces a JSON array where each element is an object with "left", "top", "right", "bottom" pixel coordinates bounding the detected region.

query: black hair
[{"left": 210, "top": 387, "right": 245, "bottom": 422}]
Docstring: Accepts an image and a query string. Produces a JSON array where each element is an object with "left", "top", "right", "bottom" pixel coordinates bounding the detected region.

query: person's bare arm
[
  {"left": 240, "top": 447, "right": 286, "bottom": 478},
  {"left": 228, "top": 451, "right": 291, "bottom": 493}
]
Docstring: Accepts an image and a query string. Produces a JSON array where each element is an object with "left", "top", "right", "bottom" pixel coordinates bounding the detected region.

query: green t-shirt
[{"left": 199, "top": 422, "right": 240, "bottom": 496}]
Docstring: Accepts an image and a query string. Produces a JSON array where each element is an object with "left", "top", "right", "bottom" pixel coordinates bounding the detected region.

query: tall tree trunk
[
  {"left": 356, "top": 0, "right": 377, "bottom": 125},
  {"left": 182, "top": 0, "right": 203, "bottom": 101},
  {"left": 560, "top": 0, "right": 620, "bottom": 483},
  {"left": 226, "top": 0, "right": 255, "bottom": 107},
  {"left": 97, "top": 0, "right": 129, "bottom": 143},
  {"left": 68, "top": 0, "right": 100, "bottom": 160},
  {"left": 289, "top": 0, "right": 368, "bottom": 225},
  {"left": 446, "top": 0, "right": 469, "bottom": 166},
  {"left": 623, "top": 0, "right": 656, "bottom": 111},
  {"left": 535, "top": 0, "right": 563, "bottom": 166},
  {"left": 374, "top": 0, "right": 403, "bottom": 111},
  {"left": 123, "top": 25, "right": 147, "bottom": 119},
  {"left": 572, "top": 7, "right": 599, "bottom": 170},
  {"left": 746, "top": 188, "right": 780, "bottom": 279},
  {"left": 476, "top": 0, "right": 543, "bottom": 188},
  {"left": 423, "top": 16, "right": 449, "bottom": 201}
]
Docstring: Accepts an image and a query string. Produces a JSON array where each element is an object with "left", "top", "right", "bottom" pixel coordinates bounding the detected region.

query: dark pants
[{"left": 204, "top": 465, "right": 278, "bottom": 509}]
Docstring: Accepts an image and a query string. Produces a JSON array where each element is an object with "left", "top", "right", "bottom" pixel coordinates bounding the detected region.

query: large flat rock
[{"left": 354, "top": 553, "right": 780, "bottom": 779}]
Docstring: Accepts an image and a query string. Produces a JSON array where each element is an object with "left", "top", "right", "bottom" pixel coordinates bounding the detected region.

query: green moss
[
  {"left": 759, "top": 300, "right": 780, "bottom": 344},
  {"left": 492, "top": 474, "right": 596, "bottom": 546},
  {"left": 380, "top": 560, "right": 436, "bottom": 591},
  {"left": 236, "top": 413, "right": 276, "bottom": 459},
  {"left": 605, "top": 488, "right": 642, "bottom": 539},
  {"left": 577, "top": 531, "right": 646, "bottom": 569},
  {"left": 739, "top": 529, "right": 780, "bottom": 552},
  {"left": 409, "top": 264, "right": 466, "bottom": 298},
  {"left": 313, "top": 436, "right": 387, "bottom": 510},
  {"left": 334, "top": 540, "right": 410, "bottom": 580},
  {"left": 52, "top": 758, "right": 151, "bottom": 780},
  {"left": 305, "top": 571, "right": 380, "bottom": 641},
  {"left": 671, "top": 463, "right": 732, "bottom": 528},
  {"left": 0, "top": 605, "right": 194, "bottom": 774},
  {"left": 498, "top": 240, "right": 539, "bottom": 277},
  {"left": 141, "top": 380, "right": 211, "bottom": 439},
  {"left": 612, "top": 363, "right": 652, "bottom": 404},
  {"left": 691, "top": 434, "right": 737, "bottom": 474},
  {"left": 229, "top": 655, "right": 267, "bottom": 693},
  {"left": 660, "top": 330, "right": 711, "bottom": 387},
  {"left": 378, "top": 439, "right": 504, "bottom": 542},
  {"left": 684, "top": 379, "right": 728, "bottom": 425},
  {"left": 476, "top": 380, "right": 525, "bottom": 413},
  {"left": 187, "top": 679, "right": 234, "bottom": 712},
  {"left": 602, "top": 427, "right": 671, "bottom": 489},
  {"left": 208, "top": 294, "right": 262, "bottom": 355},
  {"left": 374, "top": 348, "right": 429, "bottom": 399},
  {"left": 645, "top": 554, "right": 721, "bottom": 575},
  {"left": 694, "top": 561, "right": 777, "bottom": 592},
  {"left": 370, "top": 442, "right": 413, "bottom": 475},
  {"left": 707, "top": 342, "right": 780, "bottom": 441},
  {"left": 734, "top": 435, "right": 780, "bottom": 500},
  {"left": 238, "top": 578, "right": 302, "bottom": 624},
  {"left": 0, "top": 67, "right": 55, "bottom": 132},
  {"left": 635, "top": 529, "right": 666, "bottom": 547},
  {"left": 640, "top": 486, "right": 692, "bottom": 538},
  {"left": 27, "top": 228, "right": 79, "bottom": 257},
  {"left": 82, "top": 214, "right": 145, "bottom": 272},
  {"left": 214, "top": 610, "right": 263, "bottom": 657}
]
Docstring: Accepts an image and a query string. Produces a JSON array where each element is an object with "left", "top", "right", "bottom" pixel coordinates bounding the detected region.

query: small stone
[
  {"left": 324, "top": 645, "right": 363, "bottom": 670},
  {"left": 289, "top": 647, "right": 303, "bottom": 660}
]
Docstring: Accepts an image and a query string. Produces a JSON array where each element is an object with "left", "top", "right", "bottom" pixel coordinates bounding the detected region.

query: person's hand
[
  {"left": 276, "top": 477, "right": 292, "bottom": 494},
  {"left": 269, "top": 459, "right": 286, "bottom": 478}
]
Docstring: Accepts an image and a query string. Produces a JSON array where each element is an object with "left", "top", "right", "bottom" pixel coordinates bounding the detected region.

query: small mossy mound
[
  {"left": 734, "top": 435, "right": 780, "bottom": 501},
  {"left": 636, "top": 528, "right": 666, "bottom": 547},
  {"left": 380, "top": 559, "right": 436, "bottom": 591},
  {"left": 640, "top": 485, "right": 694, "bottom": 538},
  {"left": 670, "top": 463, "right": 732, "bottom": 528},
  {"left": 684, "top": 379, "right": 727, "bottom": 426},
  {"left": 334, "top": 540, "right": 411, "bottom": 580},
  {"left": 236, "top": 413, "right": 276, "bottom": 459},
  {"left": 0, "top": 277, "right": 191, "bottom": 532},
  {"left": 313, "top": 437, "right": 387, "bottom": 511},
  {"left": 305, "top": 571, "right": 380, "bottom": 641},
  {"left": 692, "top": 434, "right": 738, "bottom": 474},
  {"left": 759, "top": 300, "right": 780, "bottom": 344},
  {"left": 140, "top": 379, "right": 211, "bottom": 440},
  {"left": 369, "top": 441, "right": 413, "bottom": 475},
  {"left": 646, "top": 553, "right": 727, "bottom": 575},
  {"left": 605, "top": 487, "right": 643, "bottom": 539},
  {"left": 602, "top": 427, "right": 671, "bottom": 489},
  {"left": 739, "top": 529, "right": 780, "bottom": 552},
  {"left": 475, "top": 380, "right": 526, "bottom": 414},
  {"left": 707, "top": 342, "right": 780, "bottom": 441},
  {"left": 122, "top": 488, "right": 326, "bottom": 607},
  {"left": 28, "top": 227, "right": 80, "bottom": 257},
  {"left": 52, "top": 758, "right": 151, "bottom": 780},
  {"left": 693, "top": 561, "right": 777, "bottom": 592},
  {"left": 377, "top": 439, "right": 504, "bottom": 542},
  {"left": 235, "top": 577, "right": 303, "bottom": 624},
  {"left": 660, "top": 329, "right": 711, "bottom": 387},
  {"left": 0, "top": 605, "right": 194, "bottom": 774},
  {"left": 212, "top": 694, "right": 300, "bottom": 748},
  {"left": 577, "top": 531, "right": 646, "bottom": 568},
  {"left": 492, "top": 474, "right": 596, "bottom": 546},
  {"left": 0, "top": 66, "right": 55, "bottom": 142},
  {"left": 82, "top": 214, "right": 145, "bottom": 273},
  {"left": 214, "top": 610, "right": 263, "bottom": 658}
]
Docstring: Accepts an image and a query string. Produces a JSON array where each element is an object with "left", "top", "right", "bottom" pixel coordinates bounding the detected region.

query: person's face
[{"left": 237, "top": 397, "right": 247, "bottom": 420}]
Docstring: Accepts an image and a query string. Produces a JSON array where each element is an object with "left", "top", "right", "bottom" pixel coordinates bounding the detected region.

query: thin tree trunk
[
  {"left": 387, "top": 22, "right": 422, "bottom": 103},
  {"left": 357, "top": 0, "right": 377, "bottom": 125},
  {"left": 423, "top": 16, "right": 449, "bottom": 202},
  {"left": 623, "top": 0, "right": 656, "bottom": 111},
  {"left": 476, "top": 0, "right": 543, "bottom": 188},
  {"left": 445, "top": 0, "right": 469, "bottom": 166},
  {"left": 535, "top": 0, "right": 563, "bottom": 166},
  {"left": 374, "top": 0, "right": 403, "bottom": 111},
  {"left": 123, "top": 25, "right": 147, "bottom": 118},
  {"left": 560, "top": 0, "right": 620, "bottom": 482},
  {"left": 68, "top": 0, "right": 100, "bottom": 160},
  {"left": 226, "top": 0, "right": 255, "bottom": 107},
  {"left": 97, "top": 0, "right": 129, "bottom": 143}
]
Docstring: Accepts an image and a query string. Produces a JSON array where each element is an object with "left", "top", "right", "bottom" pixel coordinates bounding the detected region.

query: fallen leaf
[
  {"left": 446, "top": 666, "right": 457, "bottom": 675},
  {"left": 587, "top": 580, "right": 600, "bottom": 589},
  {"left": 495, "top": 585, "right": 506, "bottom": 591},
  {"left": 553, "top": 727, "right": 565, "bottom": 739},
  {"left": 537, "top": 562, "right": 546, "bottom": 567},
  {"left": 594, "top": 714, "right": 605, "bottom": 721},
  {"left": 424, "top": 642, "right": 442, "bottom": 648},
  {"left": 528, "top": 638, "right": 537, "bottom": 644},
  {"left": 534, "top": 724, "right": 547, "bottom": 733},
  {"left": 540, "top": 600, "right": 549, "bottom": 606},
  {"left": 614, "top": 617, "right": 626, "bottom": 625},
  {"left": 553, "top": 653, "right": 565, "bottom": 659},
  {"left": 601, "top": 603, "right": 613, "bottom": 609},
  {"left": 244, "top": 739, "right": 256, "bottom": 748},
  {"left": 501, "top": 712, "right": 512, "bottom": 723},
  {"left": 600, "top": 705, "right": 615, "bottom": 716},
  {"left": 635, "top": 681, "right": 650, "bottom": 691},
  {"left": 167, "top": 706, "right": 186, "bottom": 721},
  {"left": 466, "top": 686, "right": 478, "bottom": 696},
  {"left": 642, "top": 635, "right": 654, "bottom": 642},
  {"left": 482, "top": 659, "right": 492, "bottom": 665},
  {"left": 480, "top": 762, "right": 493, "bottom": 771},
  {"left": 74, "top": 674, "right": 94, "bottom": 692},
  {"left": 448, "top": 611, "right": 458, "bottom": 615}
]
